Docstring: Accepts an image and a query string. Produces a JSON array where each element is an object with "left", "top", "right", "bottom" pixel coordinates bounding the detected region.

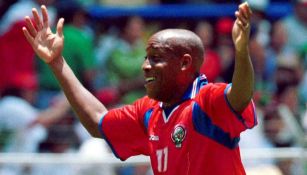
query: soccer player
[{"left": 22, "top": 2, "right": 256, "bottom": 174}]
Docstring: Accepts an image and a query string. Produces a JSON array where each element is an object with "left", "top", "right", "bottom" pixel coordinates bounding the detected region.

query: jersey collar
[
  {"left": 182, "top": 74, "right": 208, "bottom": 100},
  {"left": 159, "top": 74, "right": 208, "bottom": 109}
]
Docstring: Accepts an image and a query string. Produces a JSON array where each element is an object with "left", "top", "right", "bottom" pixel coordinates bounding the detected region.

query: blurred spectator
[
  {"left": 0, "top": 0, "right": 56, "bottom": 35},
  {"left": 195, "top": 21, "right": 222, "bottom": 82},
  {"left": 256, "top": 21, "right": 301, "bottom": 108},
  {"left": 35, "top": 0, "right": 96, "bottom": 108},
  {"left": 249, "top": 32, "right": 266, "bottom": 81},
  {"left": 275, "top": 70, "right": 300, "bottom": 112},
  {"left": 0, "top": 73, "right": 70, "bottom": 175},
  {"left": 0, "top": 0, "right": 56, "bottom": 97},
  {"left": 271, "top": 58, "right": 305, "bottom": 145},
  {"left": 240, "top": 107, "right": 279, "bottom": 174},
  {"left": 263, "top": 103, "right": 305, "bottom": 175},
  {"left": 264, "top": 21, "right": 289, "bottom": 91},
  {"left": 244, "top": 0, "right": 271, "bottom": 47},
  {"left": 0, "top": 20, "right": 36, "bottom": 95},
  {"left": 31, "top": 124, "right": 79, "bottom": 175},
  {"left": 95, "top": 16, "right": 150, "bottom": 174},
  {"left": 263, "top": 104, "right": 292, "bottom": 147},
  {"left": 95, "top": 16, "right": 147, "bottom": 105},
  {"left": 215, "top": 17, "right": 235, "bottom": 83},
  {"left": 249, "top": 22, "right": 278, "bottom": 109},
  {"left": 281, "top": 0, "right": 307, "bottom": 52}
]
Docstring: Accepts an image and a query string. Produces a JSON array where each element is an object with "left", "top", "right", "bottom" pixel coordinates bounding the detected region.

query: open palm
[{"left": 23, "top": 5, "right": 64, "bottom": 63}]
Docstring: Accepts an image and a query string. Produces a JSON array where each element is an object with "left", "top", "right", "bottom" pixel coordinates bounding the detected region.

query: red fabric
[
  {"left": 200, "top": 49, "right": 222, "bottom": 82},
  {"left": 10, "top": 72, "right": 38, "bottom": 90},
  {"left": 95, "top": 87, "right": 120, "bottom": 106},
  {"left": 100, "top": 80, "right": 257, "bottom": 175},
  {"left": 0, "top": 20, "right": 36, "bottom": 91},
  {"left": 216, "top": 17, "right": 234, "bottom": 35}
]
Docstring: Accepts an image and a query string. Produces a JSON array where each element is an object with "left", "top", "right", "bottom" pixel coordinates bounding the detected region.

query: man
[{"left": 23, "top": 2, "right": 256, "bottom": 174}]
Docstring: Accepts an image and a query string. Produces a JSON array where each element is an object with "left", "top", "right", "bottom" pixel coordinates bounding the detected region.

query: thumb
[{"left": 56, "top": 18, "right": 64, "bottom": 37}]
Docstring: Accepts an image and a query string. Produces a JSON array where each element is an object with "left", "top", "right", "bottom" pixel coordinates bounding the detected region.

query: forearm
[
  {"left": 48, "top": 56, "right": 107, "bottom": 137},
  {"left": 227, "top": 46, "right": 254, "bottom": 112}
]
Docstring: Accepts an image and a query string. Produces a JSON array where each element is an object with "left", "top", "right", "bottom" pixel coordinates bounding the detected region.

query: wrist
[
  {"left": 48, "top": 56, "right": 64, "bottom": 69},
  {"left": 235, "top": 46, "right": 249, "bottom": 55}
]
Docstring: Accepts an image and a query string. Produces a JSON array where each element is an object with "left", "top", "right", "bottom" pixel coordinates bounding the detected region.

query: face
[
  {"left": 124, "top": 16, "right": 144, "bottom": 44},
  {"left": 142, "top": 36, "right": 182, "bottom": 103},
  {"left": 271, "top": 22, "right": 287, "bottom": 49},
  {"left": 196, "top": 22, "right": 213, "bottom": 48}
]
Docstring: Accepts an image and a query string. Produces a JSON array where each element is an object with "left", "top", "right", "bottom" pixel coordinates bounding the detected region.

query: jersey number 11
[{"left": 156, "top": 147, "right": 168, "bottom": 172}]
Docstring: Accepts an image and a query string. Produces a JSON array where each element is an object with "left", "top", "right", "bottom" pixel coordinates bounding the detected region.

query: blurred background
[{"left": 0, "top": 0, "right": 306, "bottom": 175}]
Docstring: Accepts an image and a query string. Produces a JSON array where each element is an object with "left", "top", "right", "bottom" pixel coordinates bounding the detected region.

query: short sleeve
[
  {"left": 98, "top": 98, "right": 150, "bottom": 161},
  {"left": 195, "top": 83, "right": 257, "bottom": 137}
]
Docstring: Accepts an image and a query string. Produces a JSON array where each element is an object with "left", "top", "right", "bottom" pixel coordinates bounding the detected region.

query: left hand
[{"left": 232, "top": 2, "right": 252, "bottom": 52}]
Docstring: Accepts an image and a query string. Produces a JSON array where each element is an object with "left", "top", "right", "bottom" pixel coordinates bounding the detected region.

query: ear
[{"left": 181, "top": 54, "right": 193, "bottom": 71}]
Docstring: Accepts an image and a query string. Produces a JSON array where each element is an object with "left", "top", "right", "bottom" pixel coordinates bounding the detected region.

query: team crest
[{"left": 171, "top": 124, "right": 186, "bottom": 148}]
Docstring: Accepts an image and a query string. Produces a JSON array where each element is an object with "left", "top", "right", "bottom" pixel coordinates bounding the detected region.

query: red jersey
[{"left": 99, "top": 75, "right": 257, "bottom": 175}]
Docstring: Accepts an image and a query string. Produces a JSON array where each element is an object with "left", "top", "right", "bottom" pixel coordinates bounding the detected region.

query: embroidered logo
[{"left": 171, "top": 124, "right": 186, "bottom": 148}]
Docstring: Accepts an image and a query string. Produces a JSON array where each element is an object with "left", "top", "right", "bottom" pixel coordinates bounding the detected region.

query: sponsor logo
[{"left": 149, "top": 135, "right": 159, "bottom": 141}]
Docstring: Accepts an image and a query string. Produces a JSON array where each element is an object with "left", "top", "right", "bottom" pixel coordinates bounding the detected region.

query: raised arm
[
  {"left": 22, "top": 5, "right": 107, "bottom": 137},
  {"left": 227, "top": 2, "right": 254, "bottom": 112}
]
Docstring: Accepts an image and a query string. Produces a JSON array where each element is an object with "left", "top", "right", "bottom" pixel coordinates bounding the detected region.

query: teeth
[{"left": 146, "top": 77, "right": 155, "bottom": 82}]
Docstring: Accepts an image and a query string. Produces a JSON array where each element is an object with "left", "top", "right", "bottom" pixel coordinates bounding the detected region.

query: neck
[{"left": 162, "top": 73, "right": 198, "bottom": 107}]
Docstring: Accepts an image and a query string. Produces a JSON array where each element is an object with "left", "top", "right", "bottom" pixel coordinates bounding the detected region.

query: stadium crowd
[{"left": 0, "top": 0, "right": 306, "bottom": 175}]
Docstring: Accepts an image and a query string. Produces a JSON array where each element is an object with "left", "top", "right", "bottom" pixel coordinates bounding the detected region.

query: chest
[
  {"left": 147, "top": 103, "right": 192, "bottom": 148},
  {"left": 146, "top": 101, "right": 210, "bottom": 174}
]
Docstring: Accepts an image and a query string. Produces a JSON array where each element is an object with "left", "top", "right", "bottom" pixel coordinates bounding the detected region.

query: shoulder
[
  {"left": 108, "top": 96, "right": 158, "bottom": 117},
  {"left": 194, "top": 82, "right": 230, "bottom": 108},
  {"left": 133, "top": 96, "right": 159, "bottom": 111},
  {"left": 198, "top": 82, "right": 229, "bottom": 96}
]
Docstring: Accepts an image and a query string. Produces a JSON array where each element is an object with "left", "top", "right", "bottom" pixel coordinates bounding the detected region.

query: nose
[{"left": 142, "top": 58, "right": 151, "bottom": 71}]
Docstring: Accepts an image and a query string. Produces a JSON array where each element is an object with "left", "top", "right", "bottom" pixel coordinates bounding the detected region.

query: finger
[
  {"left": 41, "top": 5, "right": 49, "bottom": 28},
  {"left": 32, "top": 8, "right": 43, "bottom": 30},
  {"left": 56, "top": 18, "right": 65, "bottom": 37},
  {"left": 235, "top": 20, "right": 246, "bottom": 31},
  {"left": 22, "top": 27, "right": 35, "bottom": 46},
  {"left": 235, "top": 11, "right": 248, "bottom": 26},
  {"left": 242, "top": 3, "right": 252, "bottom": 19},
  {"left": 244, "top": 2, "right": 253, "bottom": 16},
  {"left": 239, "top": 2, "right": 248, "bottom": 19},
  {"left": 25, "top": 16, "right": 37, "bottom": 37}
]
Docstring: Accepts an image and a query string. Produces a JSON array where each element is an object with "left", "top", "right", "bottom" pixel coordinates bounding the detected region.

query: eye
[
  {"left": 153, "top": 55, "right": 163, "bottom": 63},
  {"left": 152, "top": 56, "right": 160, "bottom": 63},
  {"left": 146, "top": 55, "right": 161, "bottom": 63}
]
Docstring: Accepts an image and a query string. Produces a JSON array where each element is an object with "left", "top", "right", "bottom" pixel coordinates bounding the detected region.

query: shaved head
[{"left": 148, "top": 29, "right": 205, "bottom": 72}]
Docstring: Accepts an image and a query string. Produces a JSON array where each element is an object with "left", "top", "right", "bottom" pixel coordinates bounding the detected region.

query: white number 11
[{"left": 156, "top": 147, "right": 168, "bottom": 172}]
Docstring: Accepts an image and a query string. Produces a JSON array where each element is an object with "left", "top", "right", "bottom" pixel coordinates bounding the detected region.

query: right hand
[
  {"left": 232, "top": 2, "right": 252, "bottom": 53},
  {"left": 23, "top": 5, "right": 64, "bottom": 63}
]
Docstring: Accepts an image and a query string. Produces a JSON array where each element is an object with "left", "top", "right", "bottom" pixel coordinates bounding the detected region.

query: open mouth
[{"left": 145, "top": 77, "right": 155, "bottom": 83}]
